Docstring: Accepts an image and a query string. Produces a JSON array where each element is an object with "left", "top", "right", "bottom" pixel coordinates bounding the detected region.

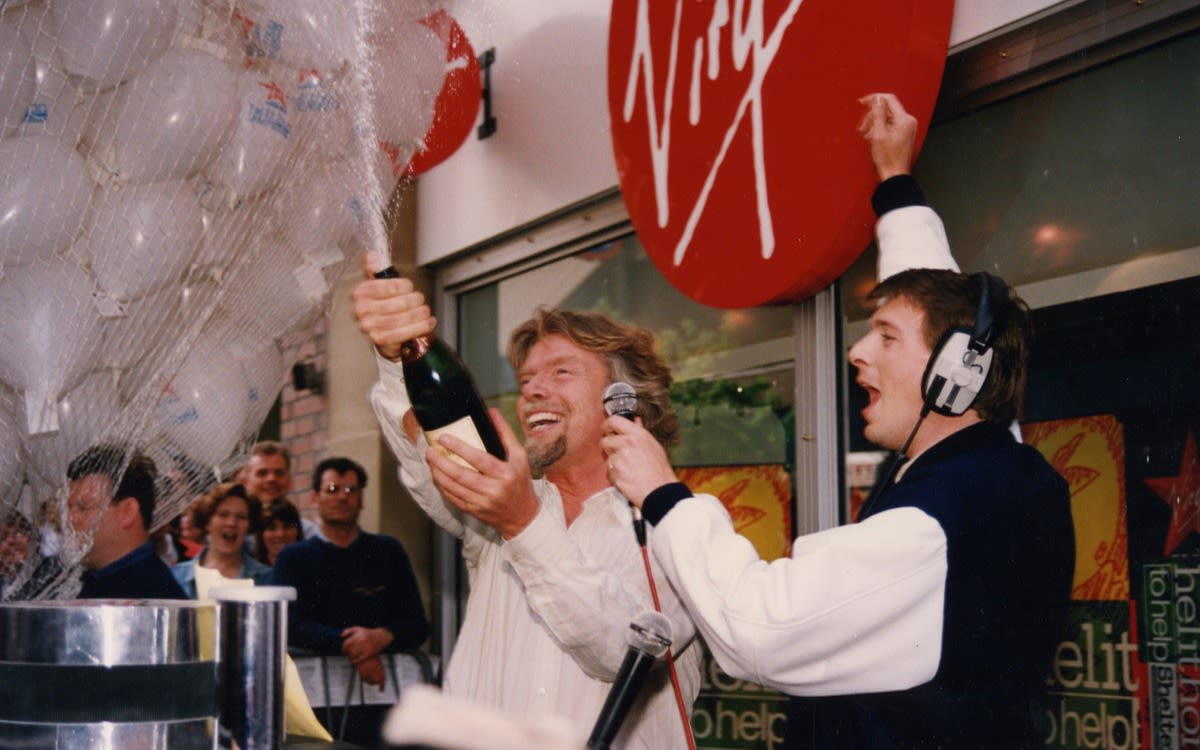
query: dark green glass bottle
[
  {"left": 377, "top": 262, "right": 506, "bottom": 462},
  {"left": 398, "top": 334, "right": 507, "bottom": 462}
]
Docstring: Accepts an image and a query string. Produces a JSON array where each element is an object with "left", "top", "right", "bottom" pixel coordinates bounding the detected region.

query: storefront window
[{"left": 457, "top": 233, "right": 797, "bottom": 482}]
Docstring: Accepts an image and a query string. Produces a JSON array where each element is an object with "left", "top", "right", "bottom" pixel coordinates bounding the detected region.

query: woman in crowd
[
  {"left": 176, "top": 504, "right": 206, "bottom": 560},
  {"left": 255, "top": 497, "right": 305, "bottom": 567},
  {"left": 172, "top": 482, "right": 271, "bottom": 598}
]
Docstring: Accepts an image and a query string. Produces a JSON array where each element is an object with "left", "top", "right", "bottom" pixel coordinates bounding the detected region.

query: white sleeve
[
  {"left": 875, "top": 205, "right": 959, "bottom": 280},
  {"left": 650, "top": 495, "right": 946, "bottom": 696}
]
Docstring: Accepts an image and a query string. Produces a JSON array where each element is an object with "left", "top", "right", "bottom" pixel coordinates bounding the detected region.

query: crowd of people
[{"left": 1, "top": 439, "right": 430, "bottom": 697}]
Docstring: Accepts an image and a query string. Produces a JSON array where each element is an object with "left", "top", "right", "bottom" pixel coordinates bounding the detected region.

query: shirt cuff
[
  {"left": 642, "top": 482, "right": 694, "bottom": 525},
  {"left": 375, "top": 351, "right": 413, "bottom": 410},
  {"left": 871, "top": 174, "right": 926, "bottom": 217}
]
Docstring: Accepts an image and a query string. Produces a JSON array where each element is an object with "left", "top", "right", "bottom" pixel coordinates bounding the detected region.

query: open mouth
[
  {"left": 859, "top": 384, "right": 880, "bottom": 419},
  {"left": 524, "top": 411, "right": 562, "bottom": 434}
]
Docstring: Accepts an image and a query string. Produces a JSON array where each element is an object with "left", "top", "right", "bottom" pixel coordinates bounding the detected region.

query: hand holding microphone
[
  {"left": 602, "top": 382, "right": 678, "bottom": 509},
  {"left": 603, "top": 381, "right": 639, "bottom": 420}
]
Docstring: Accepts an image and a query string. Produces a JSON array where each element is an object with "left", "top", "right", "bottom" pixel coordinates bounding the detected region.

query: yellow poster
[
  {"left": 1022, "top": 414, "right": 1128, "bottom": 601},
  {"left": 676, "top": 465, "right": 793, "bottom": 561}
]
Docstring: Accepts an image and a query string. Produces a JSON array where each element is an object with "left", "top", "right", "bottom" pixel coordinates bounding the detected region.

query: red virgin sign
[
  {"left": 608, "top": 0, "right": 954, "bottom": 308},
  {"left": 403, "top": 11, "right": 482, "bottom": 178}
]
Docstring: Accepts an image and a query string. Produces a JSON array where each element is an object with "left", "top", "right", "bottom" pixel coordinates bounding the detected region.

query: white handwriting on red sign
[{"left": 619, "top": 0, "right": 804, "bottom": 265}]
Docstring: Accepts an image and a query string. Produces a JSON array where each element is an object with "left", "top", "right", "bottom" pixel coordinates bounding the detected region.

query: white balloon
[
  {"left": 0, "top": 18, "right": 37, "bottom": 139},
  {"left": 0, "top": 135, "right": 94, "bottom": 267},
  {"left": 85, "top": 48, "right": 239, "bottom": 185},
  {"left": 275, "top": 160, "right": 363, "bottom": 259},
  {"left": 148, "top": 338, "right": 251, "bottom": 468},
  {"left": 14, "top": 4, "right": 97, "bottom": 148},
  {"left": 81, "top": 179, "right": 206, "bottom": 301},
  {"left": 96, "top": 285, "right": 189, "bottom": 371},
  {"left": 220, "top": 237, "right": 329, "bottom": 342},
  {"left": 191, "top": 187, "right": 266, "bottom": 267},
  {"left": 204, "top": 71, "right": 296, "bottom": 205},
  {"left": 48, "top": 0, "right": 178, "bottom": 89},
  {"left": 0, "top": 258, "right": 103, "bottom": 427},
  {"left": 229, "top": 337, "right": 285, "bottom": 436},
  {"left": 23, "top": 371, "right": 123, "bottom": 487},
  {"left": 237, "top": 0, "right": 359, "bottom": 73},
  {"left": 19, "top": 57, "right": 96, "bottom": 147}
]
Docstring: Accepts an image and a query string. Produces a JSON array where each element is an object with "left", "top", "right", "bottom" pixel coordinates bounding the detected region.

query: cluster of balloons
[{"left": 0, "top": 0, "right": 475, "bottom": 597}]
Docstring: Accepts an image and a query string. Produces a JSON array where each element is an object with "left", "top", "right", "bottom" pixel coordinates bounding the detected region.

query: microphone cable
[{"left": 633, "top": 505, "right": 698, "bottom": 750}]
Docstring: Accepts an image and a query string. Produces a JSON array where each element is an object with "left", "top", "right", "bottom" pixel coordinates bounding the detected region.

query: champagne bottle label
[{"left": 426, "top": 416, "right": 488, "bottom": 470}]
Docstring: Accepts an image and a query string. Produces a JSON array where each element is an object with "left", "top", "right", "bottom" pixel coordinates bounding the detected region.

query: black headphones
[{"left": 920, "top": 271, "right": 1008, "bottom": 417}]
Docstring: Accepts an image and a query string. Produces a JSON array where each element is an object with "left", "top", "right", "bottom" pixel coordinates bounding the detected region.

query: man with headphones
[{"left": 603, "top": 94, "right": 1075, "bottom": 749}]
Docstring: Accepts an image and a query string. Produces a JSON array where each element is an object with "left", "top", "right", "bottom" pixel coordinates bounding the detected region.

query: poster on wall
[{"left": 1022, "top": 414, "right": 1200, "bottom": 748}]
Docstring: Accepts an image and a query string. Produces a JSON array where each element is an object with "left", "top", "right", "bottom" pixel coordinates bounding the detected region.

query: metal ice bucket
[{"left": 0, "top": 598, "right": 217, "bottom": 749}]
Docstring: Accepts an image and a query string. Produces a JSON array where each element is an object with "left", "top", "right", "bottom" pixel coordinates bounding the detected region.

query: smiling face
[
  {"left": 516, "top": 334, "right": 611, "bottom": 474},
  {"left": 847, "top": 294, "right": 933, "bottom": 453},
  {"left": 244, "top": 453, "right": 290, "bottom": 503},
  {"left": 205, "top": 495, "right": 252, "bottom": 559},
  {"left": 262, "top": 518, "right": 300, "bottom": 564}
]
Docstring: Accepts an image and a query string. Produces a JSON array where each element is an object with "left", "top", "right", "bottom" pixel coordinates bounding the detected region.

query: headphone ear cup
[{"left": 922, "top": 327, "right": 995, "bottom": 416}]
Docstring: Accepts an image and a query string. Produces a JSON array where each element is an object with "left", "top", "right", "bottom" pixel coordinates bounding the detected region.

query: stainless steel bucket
[
  {"left": 0, "top": 598, "right": 217, "bottom": 749},
  {"left": 211, "top": 585, "right": 296, "bottom": 750}
]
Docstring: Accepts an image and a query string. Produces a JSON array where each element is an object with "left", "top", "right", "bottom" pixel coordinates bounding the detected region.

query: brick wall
[{"left": 278, "top": 316, "right": 329, "bottom": 524}]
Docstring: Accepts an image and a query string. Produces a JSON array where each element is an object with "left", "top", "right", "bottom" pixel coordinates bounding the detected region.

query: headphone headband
[{"left": 969, "top": 271, "right": 1007, "bottom": 353}]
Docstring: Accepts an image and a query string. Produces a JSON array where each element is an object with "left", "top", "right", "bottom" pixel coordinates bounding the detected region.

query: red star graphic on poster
[{"left": 1146, "top": 430, "right": 1200, "bottom": 555}]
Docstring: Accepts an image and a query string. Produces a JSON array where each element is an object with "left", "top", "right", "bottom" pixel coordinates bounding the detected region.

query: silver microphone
[{"left": 603, "top": 381, "right": 638, "bottom": 420}]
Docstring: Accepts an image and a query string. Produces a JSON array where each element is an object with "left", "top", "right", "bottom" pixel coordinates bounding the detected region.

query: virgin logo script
[{"left": 607, "top": 0, "right": 953, "bottom": 308}]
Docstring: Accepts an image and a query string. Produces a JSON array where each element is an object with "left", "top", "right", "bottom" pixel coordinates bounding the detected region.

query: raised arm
[{"left": 859, "top": 92, "right": 958, "bottom": 278}]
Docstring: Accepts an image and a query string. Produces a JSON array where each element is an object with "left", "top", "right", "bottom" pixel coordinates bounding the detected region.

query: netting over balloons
[{"left": 0, "top": 0, "right": 459, "bottom": 599}]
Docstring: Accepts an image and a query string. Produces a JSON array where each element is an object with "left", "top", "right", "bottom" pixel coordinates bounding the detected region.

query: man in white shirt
[{"left": 350, "top": 294, "right": 701, "bottom": 749}]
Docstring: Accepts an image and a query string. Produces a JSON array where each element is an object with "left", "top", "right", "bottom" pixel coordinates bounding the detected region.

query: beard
[{"left": 526, "top": 434, "right": 567, "bottom": 473}]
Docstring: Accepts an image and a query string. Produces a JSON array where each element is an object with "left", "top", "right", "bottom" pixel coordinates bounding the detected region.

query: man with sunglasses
[{"left": 271, "top": 456, "right": 430, "bottom": 689}]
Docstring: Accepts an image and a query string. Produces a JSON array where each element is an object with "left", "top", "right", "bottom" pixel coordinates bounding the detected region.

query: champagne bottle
[{"left": 375, "top": 266, "right": 507, "bottom": 462}]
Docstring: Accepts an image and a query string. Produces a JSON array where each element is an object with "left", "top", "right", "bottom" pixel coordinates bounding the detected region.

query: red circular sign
[
  {"left": 403, "top": 11, "right": 482, "bottom": 178},
  {"left": 608, "top": 0, "right": 953, "bottom": 308}
]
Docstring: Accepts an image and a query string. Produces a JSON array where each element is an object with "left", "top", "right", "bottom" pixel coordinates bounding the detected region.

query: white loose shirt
[{"left": 370, "top": 358, "right": 701, "bottom": 750}]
